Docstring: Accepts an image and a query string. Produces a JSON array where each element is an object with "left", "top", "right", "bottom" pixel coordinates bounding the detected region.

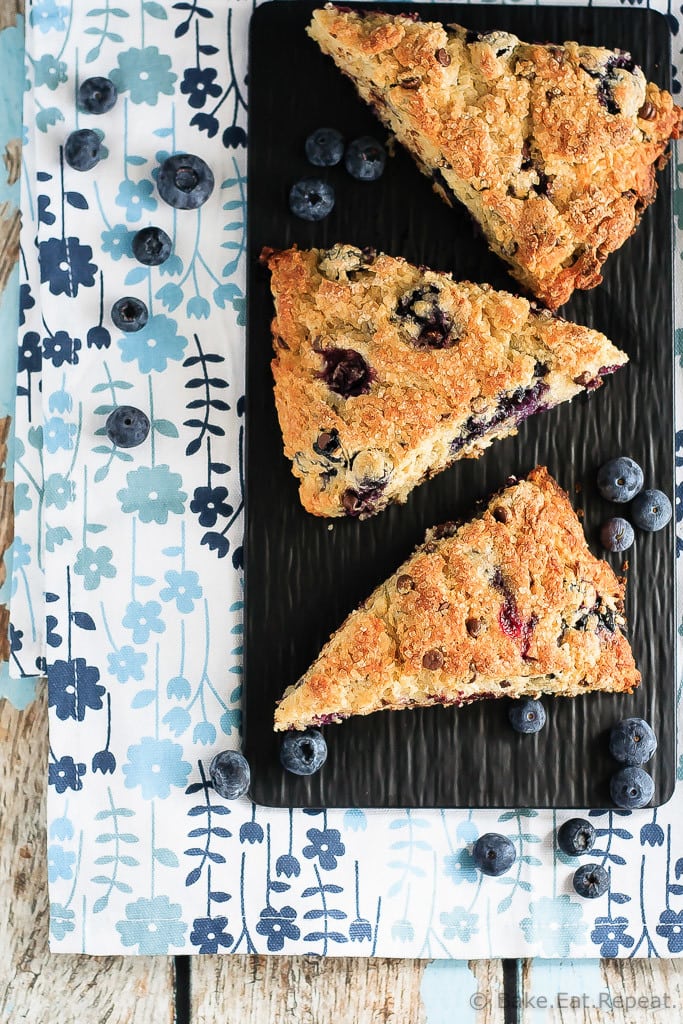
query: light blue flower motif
[
  {"left": 14, "top": 483, "right": 32, "bottom": 512},
  {"left": 391, "top": 919, "right": 414, "bottom": 942},
  {"left": 187, "top": 296, "right": 211, "bottom": 319},
  {"left": 116, "top": 896, "right": 187, "bottom": 954},
  {"left": 12, "top": 537, "right": 31, "bottom": 571},
  {"left": 219, "top": 709, "right": 241, "bottom": 735},
  {"left": 49, "top": 814, "right": 74, "bottom": 842},
  {"left": 50, "top": 902, "right": 75, "bottom": 941},
  {"left": 44, "top": 472, "right": 73, "bottom": 510},
  {"left": 30, "top": 0, "right": 68, "bottom": 33},
  {"left": 440, "top": 907, "right": 478, "bottom": 942},
  {"left": 44, "top": 416, "right": 76, "bottom": 454},
  {"left": 343, "top": 808, "right": 367, "bottom": 832},
  {"left": 159, "top": 569, "right": 202, "bottom": 613},
  {"left": 33, "top": 54, "right": 67, "bottom": 89},
  {"left": 118, "top": 314, "right": 187, "bottom": 373},
  {"left": 122, "top": 600, "right": 165, "bottom": 645},
  {"left": 117, "top": 465, "right": 187, "bottom": 524},
  {"left": 107, "top": 645, "right": 147, "bottom": 684},
  {"left": 444, "top": 848, "right": 478, "bottom": 885},
  {"left": 48, "top": 844, "right": 75, "bottom": 882},
  {"left": 123, "top": 737, "right": 192, "bottom": 799},
  {"left": 73, "top": 545, "right": 116, "bottom": 590},
  {"left": 193, "top": 721, "right": 216, "bottom": 745},
  {"left": 109, "top": 47, "right": 177, "bottom": 105},
  {"left": 101, "top": 223, "right": 134, "bottom": 261},
  {"left": 48, "top": 387, "right": 72, "bottom": 414},
  {"left": 456, "top": 820, "right": 479, "bottom": 844},
  {"left": 520, "top": 895, "right": 587, "bottom": 957},
  {"left": 114, "top": 178, "right": 157, "bottom": 223},
  {"left": 167, "top": 675, "right": 191, "bottom": 700},
  {"left": 156, "top": 282, "right": 183, "bottom": 312}
]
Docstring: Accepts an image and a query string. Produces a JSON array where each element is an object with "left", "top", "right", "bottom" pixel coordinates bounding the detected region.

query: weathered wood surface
[{"left": 189, "top": 955, "right": 504, "bottom": 1024}]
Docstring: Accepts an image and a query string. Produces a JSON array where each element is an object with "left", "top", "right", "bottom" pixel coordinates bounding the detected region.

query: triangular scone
[
  {"left": 274, "top": 468, "right": 640, "bottom": 731},
  {"left": 308, "top": 7, "right": 683, "bottom": 309},
  {"left": 264, "top": 244, "right": 627, "bottom": 518}
]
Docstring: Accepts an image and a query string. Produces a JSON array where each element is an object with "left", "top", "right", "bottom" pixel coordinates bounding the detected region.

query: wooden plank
[
  {"left": 0, "top": 687, "right": 178, "bottom": 1024},
  {"left": 190, "top": 955, "right": 505, "bottom": 1024},
  {"left": 521, "top": 958, "right": 683, "bottom": 1022}
]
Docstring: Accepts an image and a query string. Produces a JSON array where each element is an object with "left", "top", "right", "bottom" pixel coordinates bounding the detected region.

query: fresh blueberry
[
  {"left": 289, "top": 178, "right": 335, "bottom": 221},
  {"left": 610, "top": 766, "right": 655, "bottom": 809},
  {"left": 280, "top": 729, "right": 327, "bottom": 776},
  {"left": 111, "top": 296, "right": 149, "bottom": 332},
  {"left": 321, "top": 347, "right": 372, "bottom": 397},
  {"left": 132, "top": 226, "right": 172, "bottom": 267},
  {"left": 573, "top": 863, "right": 609, "bottom": 899},
  {"left": 105, "top": 406, "right": 150, "bottom": 449},
  {"left": 209, "top": 749, "right": 250, "bottom": 800},
  {"left": 77, "top": 76, "right": 118, "bottom": 114},
  {"left": 557, "top": 818, "right": 596, "bottom": 856},
  {"left": 345, "top": 136, "right": 386, "bottom": 181},
  {"left": 157, "top": 153, "right": 214, "bottom": 210},
  {"left": 600, "top": 517, "right": 634, "bottom": 553},
  {"left": 472, "top": 833, "right": 516, "bottom": 876},
  {"left": 64, "top": 129, "right": 102, "bottom": 171},
  {"left": 597, "top": 457, "right": 643, "bottom": 502},
  {"left": 305, "top": 127, "right": 344, "bottom": 167},
  {"left": 630, "top": 489, "right": 672, "bottom": 531},
  {"left": 508, "top": 699, "right": 546, "bottom": 734},
  {"left": 609, "top": 717, "right": 657, "bottom": 765}
]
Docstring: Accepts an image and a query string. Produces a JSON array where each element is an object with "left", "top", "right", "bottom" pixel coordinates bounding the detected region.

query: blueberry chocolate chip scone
[
  {"left": 274, "top": 468, "right": 640, "bottom": 731},
  {"left": 264, "top": 244, "right": 627, "bottom": 518},
  {"left": 307, "top": 7, "right": 683, "bottom": 309}
]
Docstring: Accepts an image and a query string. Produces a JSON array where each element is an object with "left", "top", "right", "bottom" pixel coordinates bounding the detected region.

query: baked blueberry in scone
[
  {"left": 263, "top": 244, "right": 627, "bottom": 519},
  {"left": 307, "top": 7, "right": 683, "bottom": 309},
  {"left": 274, "top": 468, "right": 640, "bottom": 731}
]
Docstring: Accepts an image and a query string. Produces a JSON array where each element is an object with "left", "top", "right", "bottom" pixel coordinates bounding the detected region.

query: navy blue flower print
[
  {"left": 19, "top": 283, "right": 35, "bottom": 326},
  {"left": 349, "top": 917, "right": 372, "bottom": 942},
  {"left": 49, "top": 755, "right": 86, "bottom": 793},
  {"left": 223, "top": 125, "right": 247, "bottom": 149},
  {"left": 39, "top": 236, "right": 97, "bottom": 297},
  {"left": 18, "top": 331, "right": 41, "bottom": 373},
  {"left": 640, "top": 822, "right": 665, "bottom": 847},
  {"left": 255, "top": 906, "right": 300, "bottom": 952},
  {"left": 239, "top": 820, "right": 264, "bottom": 845},
  {"left": 275, "top": 854, "right": 301, "bottom": 879},
  {"left": 590, "top": 916, "right": 634, "bottom": 956},
  {"left": 657, "top": 910, "right": 683, "bottom": 952},
  {"left": 302, "top": 828, "right": 345, "bottom": 871},
  {"left": 190, "top": 112, "right": 219, "bottom": 138},
  {"left": 92, "top": 749, "right": 117, "bottom": 774},
  {"left": 181, "top": 66, "right": 222, "bottom": 108},
  {"left": 9, "top": 623, "right": 23, "bottom": 653},
  {"left": 43, "top": 330, "right": 81, "bottom": 367},
  {"left": 48, "top": 658, "right": 106, "bottom": 721},
  {"left": 190, "top": 485, "right": 232, "bottom": 528},
  {"left": 190, "top": 916, "right": 233, "bottom": 953}
]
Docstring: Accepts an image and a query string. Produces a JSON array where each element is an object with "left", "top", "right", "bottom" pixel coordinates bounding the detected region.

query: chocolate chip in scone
[
  {"left": 638, "top": 100, "right": 656, "bottom": 120},
  {"left": 435, "top": 47, "right": 451, "bottom": 67},
  {"left": 341, "top": 482, "right": 385, "bottom": 518},
  {"left": 321, "top": 348, "right": 373, "bottom": 398},
  {"left": 422, "top": 649, "right": 444, "bottom": 670},
  {"left": 493, "top": 506, "right": 512, "bottom": 524},
  {"left": 396, "top": 574, "right": 415, "bottom": 594},
  {"left": 432, "top": 521, "right": 458, "bottom": 540},
  {"left": 466, "top": 617, "right": 484, "bottom": 637}
]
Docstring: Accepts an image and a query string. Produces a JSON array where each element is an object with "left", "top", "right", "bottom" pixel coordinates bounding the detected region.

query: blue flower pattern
[{"left": 18, "top": 0, "right": 683, "bottom": 959}]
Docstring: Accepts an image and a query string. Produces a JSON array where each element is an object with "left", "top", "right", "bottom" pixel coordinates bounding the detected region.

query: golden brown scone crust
[
  {"left": 265, "top": 244, "right": 627, "bottom": 518},
  {"left": 274, "top": 467, "right": 641, "bottom": 730},
  {"left": 308, "top": 7, "right": 683, "bottom": 309}
]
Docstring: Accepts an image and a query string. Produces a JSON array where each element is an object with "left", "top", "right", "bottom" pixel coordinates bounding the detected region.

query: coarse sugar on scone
[
  {"left": 308, "top": 7, "right": 683, "bottom": 309},
  {"left": 264, "top": 243, "right": 627, "bottom": 519},
  {"left": 274, "top": 467, "right": 640, "bottom": 731}
]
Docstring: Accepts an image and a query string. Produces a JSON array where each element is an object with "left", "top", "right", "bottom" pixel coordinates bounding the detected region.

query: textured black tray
[{"left": 244, "top": 1, "right": 676, "bottom": 808}]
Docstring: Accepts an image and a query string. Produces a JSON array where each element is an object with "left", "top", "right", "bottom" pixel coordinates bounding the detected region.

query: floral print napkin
[{"left": 13, "top": 0, "right": 683, "bottom": 958}]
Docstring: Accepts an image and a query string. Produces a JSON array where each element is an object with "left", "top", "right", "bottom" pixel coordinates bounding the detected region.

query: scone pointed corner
[
  {"left": 307, "top": 7, "right": 682, "bottom": 309},
  {"left": 274, "top": 466, "right": 640, "bottom": 732},
  {"left": 265, "top": 243, "right": 627, "bottom": 519}
]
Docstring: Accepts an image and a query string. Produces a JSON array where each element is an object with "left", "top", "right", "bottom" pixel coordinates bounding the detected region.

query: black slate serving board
[{"left": 244, "top": 1, "right": 676, "bottom": 808}]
